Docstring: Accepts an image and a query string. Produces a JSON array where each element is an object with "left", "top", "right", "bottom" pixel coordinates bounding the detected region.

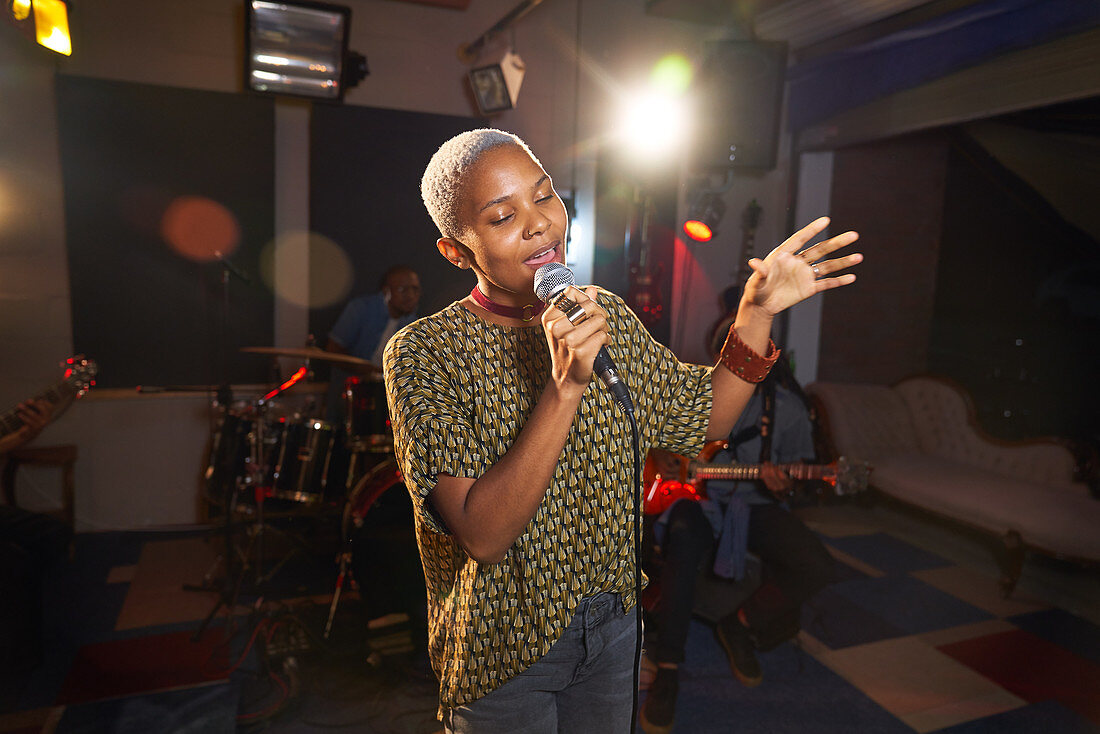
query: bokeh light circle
[
  {"left": 259, "top": 230, "right": 353, "bottom": 308},
  {"left": 652, "top": 54, "right": 693, "bottom": 94},
  {"left": 160, "top": 196, "right": 240, "bottom": 262}
]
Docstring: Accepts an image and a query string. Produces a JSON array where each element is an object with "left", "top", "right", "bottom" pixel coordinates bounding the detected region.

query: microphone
[{"left": 534, "top": 263, "right": 634, "bottom": 414}]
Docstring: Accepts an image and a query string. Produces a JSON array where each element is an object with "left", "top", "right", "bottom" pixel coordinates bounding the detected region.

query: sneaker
[
  {"left": 716, "top": 616, "right": 763, "bottom": 687},
  {"left": 639, "top": 667, "right": 678, "bottom": 734}
]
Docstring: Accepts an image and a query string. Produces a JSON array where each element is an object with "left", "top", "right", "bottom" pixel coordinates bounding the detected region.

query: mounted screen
[{"left": 245, "top": 0, "right": 351, "bottom": 101}]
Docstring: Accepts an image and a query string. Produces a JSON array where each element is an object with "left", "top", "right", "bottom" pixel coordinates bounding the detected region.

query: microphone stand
[{"left": 187, "top": 254, "right": 253, "bottom": 642}]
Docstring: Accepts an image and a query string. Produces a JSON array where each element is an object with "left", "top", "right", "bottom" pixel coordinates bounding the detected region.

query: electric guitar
[
  {"left": 643, "top": 442, "right": 872, "bottom": 515},
  {"left": 0, "top": 356, "right": 97, "bottom": 438}
]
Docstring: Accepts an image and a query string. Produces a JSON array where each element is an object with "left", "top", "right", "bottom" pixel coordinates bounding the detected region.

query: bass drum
[{"left": 343, "top": 459, "right": 426, "bottom": 624}]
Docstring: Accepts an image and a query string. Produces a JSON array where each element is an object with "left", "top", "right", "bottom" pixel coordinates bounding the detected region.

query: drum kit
[{"left": 199, "top": 345, "right": 416, "bottom": 641}]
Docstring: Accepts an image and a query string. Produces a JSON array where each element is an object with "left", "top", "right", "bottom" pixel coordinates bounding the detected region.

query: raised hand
[{"left": 743, "top": 217, "right": 862, "bottom": 316}]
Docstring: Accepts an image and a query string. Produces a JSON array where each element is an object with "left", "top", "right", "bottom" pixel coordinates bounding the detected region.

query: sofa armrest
[{"left": 965, "top": 439, "right": 1078, "bottom": 486}]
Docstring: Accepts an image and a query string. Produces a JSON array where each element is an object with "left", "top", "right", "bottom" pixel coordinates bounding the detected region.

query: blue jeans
[{"left": 444, "top": 592, "right": 638, "bottom": 734}]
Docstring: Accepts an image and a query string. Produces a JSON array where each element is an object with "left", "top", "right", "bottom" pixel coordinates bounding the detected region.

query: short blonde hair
[{"left": 420, "top": 128, "right": 540, "bottom": 239}]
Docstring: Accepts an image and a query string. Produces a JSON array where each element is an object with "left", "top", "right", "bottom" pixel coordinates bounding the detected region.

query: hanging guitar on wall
[
  {"left": 626, "top": 189, "right": 663, "bottom": 328},
  {"left": 706, "top": 199, "right": 762, "bottom": 359}
]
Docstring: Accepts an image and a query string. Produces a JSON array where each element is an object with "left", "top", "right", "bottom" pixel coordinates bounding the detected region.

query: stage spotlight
[
  {"left": 469, "top": 49, "right": 526, "bottom": 114},
  {"left": 618, "top": 88, "right": 689, "bottom": 159},
  {"left": 683, "top": 191, "right": 726, "bottom": 243},
  {"left": 7, "top": 0, "right": 72, "bottom": 55},
  {"left": 32, "top": 0, "right": 69, "bottom": 55},
  {"left": 245, "top": 0, "right": 367, "bottom": 101},
  {"left": 11, "top": 0, "right": 31, "bottom": 21}
]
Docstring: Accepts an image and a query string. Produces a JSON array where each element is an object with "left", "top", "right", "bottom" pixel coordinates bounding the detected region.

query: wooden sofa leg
[{"left": 995, "top": 530, "right": 1024, "bottom": 599}]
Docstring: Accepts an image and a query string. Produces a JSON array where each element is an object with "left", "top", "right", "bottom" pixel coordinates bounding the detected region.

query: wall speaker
[
  {"left": 691, "top": 40, "right": 788, "bottom": 170},
  {"left": 469, "top": 49, "right": 526, "bottom": 115}
]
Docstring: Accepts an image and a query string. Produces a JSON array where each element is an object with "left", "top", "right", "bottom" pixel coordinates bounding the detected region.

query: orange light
[
  {"left": 161, "top": 196, "right": 240, "bottom": 262},
  {"left": 12, "top": 0, "right": 32, "bottom": 21},
  {"left": 33, "top": 0, "right": 71, "bottom": 56},
  {"left": 683, "top": 219, "right": 713, "bottom": 242},
  {"left": 262, "top": 366, "right": 308, "bottom": 402}
]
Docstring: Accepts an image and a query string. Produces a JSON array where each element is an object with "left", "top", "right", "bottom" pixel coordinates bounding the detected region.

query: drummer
[{"left": 324, "top": 265, "right": 422, "bottom": 422}]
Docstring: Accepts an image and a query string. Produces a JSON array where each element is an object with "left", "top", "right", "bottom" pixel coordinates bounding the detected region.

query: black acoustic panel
[
  {"left": 692, "top": 41, "right": 787, "bottom": 170},
  {"left": 56, "top": 75, "right": 275, "bottom": 388},
  {"left": 309, "top": 105, "right": 481, "bottom": 338}
]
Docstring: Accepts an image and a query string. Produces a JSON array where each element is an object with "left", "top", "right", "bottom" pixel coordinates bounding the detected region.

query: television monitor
[{"left": 245, "top": 0, "right": 352, "bottom": 101}]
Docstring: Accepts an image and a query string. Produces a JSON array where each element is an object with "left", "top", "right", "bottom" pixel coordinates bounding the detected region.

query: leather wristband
[{"left": 719, "top": 326, "right": 780, "bottom": 383}]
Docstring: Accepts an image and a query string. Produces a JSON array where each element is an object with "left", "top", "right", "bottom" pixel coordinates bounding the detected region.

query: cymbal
[{"left": 240, "top": 346, "right": 381, "bottom": 372}]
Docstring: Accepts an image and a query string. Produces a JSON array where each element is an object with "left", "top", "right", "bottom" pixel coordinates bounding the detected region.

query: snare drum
[
  {"left": 344, "top": 376, "right": 392, "bottom": 452},
  {"left": 270, "top": 419, "right": 351, "bottom": 504}
]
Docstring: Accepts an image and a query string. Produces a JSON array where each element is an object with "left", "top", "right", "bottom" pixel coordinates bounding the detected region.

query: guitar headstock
[
  {"left": 834, "top": 456, "right": 872, "bottom": 496},
  {"left": 62, "top": 355, "right": 98, "bottom": 398}
]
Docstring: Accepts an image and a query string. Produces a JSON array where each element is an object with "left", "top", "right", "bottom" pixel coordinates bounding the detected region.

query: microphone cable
[{"left": 628, "top": 407, "right": 643, "bottom": 734}]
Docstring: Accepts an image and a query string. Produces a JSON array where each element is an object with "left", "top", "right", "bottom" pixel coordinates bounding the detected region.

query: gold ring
[{"left": 566, "top": 304, "right": 589, "bottom": 325}]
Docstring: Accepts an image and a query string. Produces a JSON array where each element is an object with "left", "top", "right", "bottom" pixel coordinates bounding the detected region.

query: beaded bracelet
[{"left": 719, "top": 326, "right": 780, "bottom": 383}]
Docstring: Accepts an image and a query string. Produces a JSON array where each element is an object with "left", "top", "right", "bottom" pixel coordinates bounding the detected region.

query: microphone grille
[{"left": 534, "top": 263, "right": 575, "bottom": 303}]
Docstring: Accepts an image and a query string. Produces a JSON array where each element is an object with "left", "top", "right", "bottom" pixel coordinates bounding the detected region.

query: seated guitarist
[
  {"left": 0, "top": 399, "right": 54, "bottom": 454},
  {"left": 642, "top": 358, "right": 835, "bottom": 734}
]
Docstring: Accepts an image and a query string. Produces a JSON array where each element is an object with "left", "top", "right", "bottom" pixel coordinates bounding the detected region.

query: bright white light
[
  {"left": 255, "top": 54, "right": 290, "bottom": 66},
  {"left": 618, "top": 89, "right": 689, "bottom": 157},
  {"left": 252, "top": 70, "right": 283, "bottom": 82}
]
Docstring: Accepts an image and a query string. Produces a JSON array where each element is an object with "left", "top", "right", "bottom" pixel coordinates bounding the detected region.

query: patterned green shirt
[{"left": 383, "top": 288, "right": 712, "bottom": 713}]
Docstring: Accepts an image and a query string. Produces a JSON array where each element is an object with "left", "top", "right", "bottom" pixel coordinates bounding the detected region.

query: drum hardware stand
[
  {"left": 323, "top": 453, "right": 364, "bottom": 640},
  {"left": 187, "top": 455, "right": 247, "bottom": 642},
  {"left": 188, "top": 364, "right": 313, "bottom": 641},
  {"left": 186, "top": 255, "right": 260, "bottom": 642},
  {"left": 322, "top": 455, "right": 402, "bottom": 640},
  {"left": 323, "top": 550, "right": 352, "bottom": 639}
]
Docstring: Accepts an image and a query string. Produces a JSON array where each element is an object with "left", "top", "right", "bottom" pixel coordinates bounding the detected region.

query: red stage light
[{"left": 683, "top": 219, "right": 714, "bottom": 242}]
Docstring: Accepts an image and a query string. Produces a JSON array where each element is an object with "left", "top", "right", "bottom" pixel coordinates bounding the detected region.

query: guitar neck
[
  {"left": 693, "top": 462, "right": 832, "bottom": 482},
  {"left": 0, "top": 382, "right": 76, "bottom": 437}
]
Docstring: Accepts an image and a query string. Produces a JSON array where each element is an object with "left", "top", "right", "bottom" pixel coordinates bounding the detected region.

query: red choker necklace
[{"left": 469, "top": 286, "right": 546, "bottom": 322}]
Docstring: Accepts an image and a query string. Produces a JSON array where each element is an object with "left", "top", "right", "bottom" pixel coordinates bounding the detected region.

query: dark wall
[
  {"left": 818, "top": 132, "right": 948, "bottom": 383},
  {"left": 57, "top": 76, "right": 275, "bottom": 388},
  {"left": 819, "top": 123, "right": 1099, "bottom": 442},
  {"left": 932, "top": 133, "right": 1100, "bottom": 441},
  {"left": 309, "top": 105, "right": 480, "bottom": 340}
]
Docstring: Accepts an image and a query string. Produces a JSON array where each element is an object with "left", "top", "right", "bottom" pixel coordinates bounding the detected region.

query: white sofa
[{"left": 807, "top": 376, "right": 1099, "bottom": 594}]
